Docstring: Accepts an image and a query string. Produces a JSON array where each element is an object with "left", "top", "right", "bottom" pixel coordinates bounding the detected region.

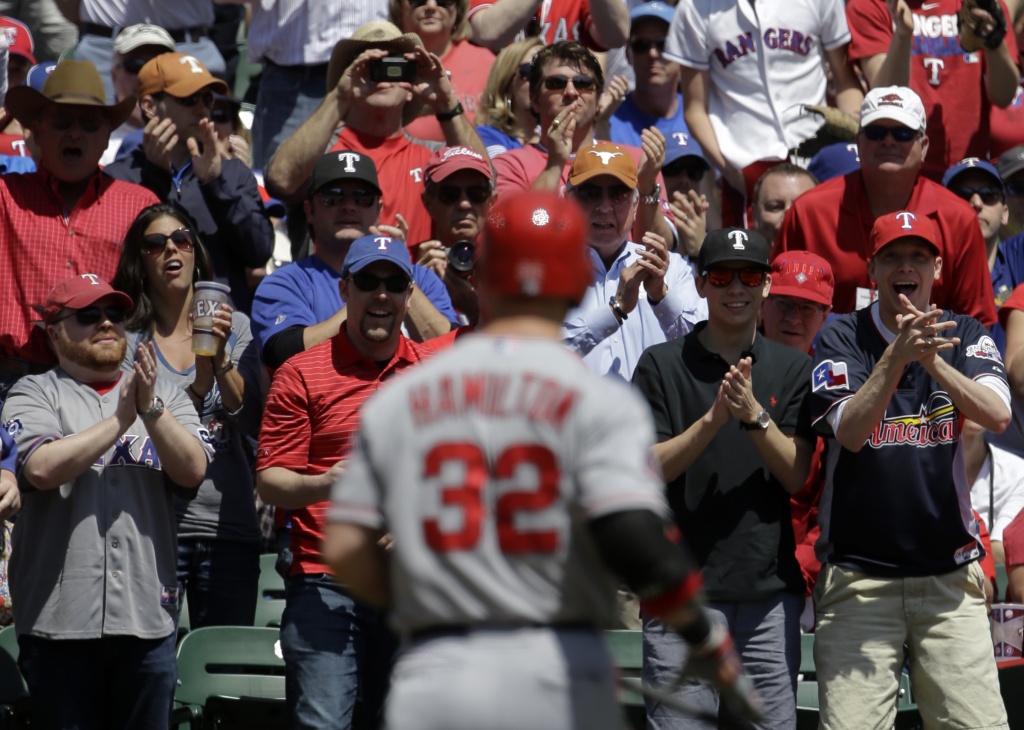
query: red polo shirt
[
  {"left": 0, "top": 169, "right": 159, "bottom": 363},
  {"left": 257, "top": 327, "right": 457, "bottom": 576},
  {"left": 773, "top": 170, "right": 997, "bottom": 327}
]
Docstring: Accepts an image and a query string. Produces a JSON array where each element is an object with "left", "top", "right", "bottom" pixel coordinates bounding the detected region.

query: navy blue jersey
[{"left": 811, "top": 304, "right": 1008, "bottom": 577}]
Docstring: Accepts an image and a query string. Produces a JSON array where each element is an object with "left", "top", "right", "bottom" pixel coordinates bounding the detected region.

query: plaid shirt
[{"left": 0, "top": 170, "right": 158, "bottom": 363}]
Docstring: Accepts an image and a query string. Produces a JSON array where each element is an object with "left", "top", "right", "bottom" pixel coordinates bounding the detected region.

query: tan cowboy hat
[
  {"left": 326, "top": 21, "right": 424, "bottom": 93},
  {"left": 6, "top": 60, "right": 135, "bottom": 128}
]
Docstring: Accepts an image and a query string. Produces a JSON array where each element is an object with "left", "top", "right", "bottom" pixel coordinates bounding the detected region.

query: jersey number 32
[{"left": 422, "top": 442, "right": 560, "bottom": 554}]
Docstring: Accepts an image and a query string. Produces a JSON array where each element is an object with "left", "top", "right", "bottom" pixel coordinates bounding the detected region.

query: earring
[{"left": 505, "top": 96, "right": 513, "bottom": 110}]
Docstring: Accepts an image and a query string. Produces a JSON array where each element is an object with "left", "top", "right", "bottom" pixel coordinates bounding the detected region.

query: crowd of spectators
[{"left": 0, "top": 0, "right": 1023, "bottom": 726}]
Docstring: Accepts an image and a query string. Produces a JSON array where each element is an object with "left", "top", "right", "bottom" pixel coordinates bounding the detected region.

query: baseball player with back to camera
[{"left": 322, "top": 190, "right": 762, "bottom": 730}]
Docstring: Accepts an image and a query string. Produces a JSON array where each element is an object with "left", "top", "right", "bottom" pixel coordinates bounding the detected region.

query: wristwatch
[
  {"left": 435, "top": 102, "right": 464, "bottom": 121},
  {"left": 140, "top": 396, "right": 165, "bottom": 421},
  {"left": 640, "top": 183, "right": 661, "bottom": 205},
  {"left": 743, "top": 408, "right": 771, "bottom": 431}
]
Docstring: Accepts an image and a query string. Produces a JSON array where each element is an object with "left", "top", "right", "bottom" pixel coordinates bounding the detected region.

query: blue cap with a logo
[
  {"left": 808, "top": 142, "right": 860, "bottom": 183},
  {"left": 942, "top": 157, "right": 1003, "bottom": 191},
  {"left": 663, "top": 131, "right": 708, "bottom": 169},
  {"left": 25, "top": 61, "right": 56, "bottom": 92},
  {"left": 342, "top": 235, "right": 414, "bottom": 279},
  {"left": 630, "top": 1, "right": 676, "bottom": 25}
]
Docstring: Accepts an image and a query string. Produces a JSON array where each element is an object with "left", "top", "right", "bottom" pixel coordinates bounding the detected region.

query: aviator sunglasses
[
  {"left": 629, "top": 38, "right": 667, "bottom": 54},
  {"left": 350, "top": 272, "right": 411, "bottom": 293},
  {"left": 171, "top": 90, "right": 215, "bottom": 109},
  {"left": 54, "top": 306, "right": 128, "bottom": 326},
  {"left": 703, "top": 267, "right": 767, "bottom": 287},
  {"left": 436, "top": 184, "right": 492, "bottom": 205},
  {"left": 861, "top": 124, "right": 918, "bottom": 143},
  {"left": 571, "top": 183, "right": 633, "bottom": 205},
  {"left": 542, "top": 74, "right": 597, "bottom": 92},
  {"left": 951, "top": 186, "right": 1004, "bottom": 206},
  {"left": 141, "top": 228, "right": 196, "bottom": 255},
  {"left": 318, "top": 187, "right": 379, "bottom": 208}
]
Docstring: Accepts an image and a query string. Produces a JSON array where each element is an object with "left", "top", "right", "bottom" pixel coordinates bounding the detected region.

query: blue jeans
[
  {"left": 177, "top": 537, "right": 260, "bottom": 629},
  {"left": 250, "top": 62, "right": 329, "bottom": 171},
  {"left": 643, "top": 591, "right": 802, "bottom": 730},
  {"left": 279, "top": 574, "right": 397, "bottom": 730},
  {"left": 18, "top": 632, "right": 177, "bottom": 730}
]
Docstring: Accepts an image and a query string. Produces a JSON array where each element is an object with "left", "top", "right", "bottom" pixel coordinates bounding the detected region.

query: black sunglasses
[
  {"left": 47, "top": 111, "right": 105, "bottom": 133},
  {"left": 436, "top": 184, "right": 491, "bottom": 205},
  {"left": 862, "top": 124, "right": 918, "bottom": 143},
  {"left": 571, "top": 183, "right": 633, "bottom": 205},
  {"left": 318, "top": 187, "right": 379, "bottom": 208},
  {"left": 141, "top": 228, "right": 195, "bottom": 255},
  {"left": 171, "top": 90, "right": 215, "bottom": 109},
  {"left": 703, "top": 267, "right": 766, "bottom": 287},
  {"left": 630, "top": 38, "right": 667, "bottom": 54},
  {"left": 542, "top": 74, "right": 597, "bottom": 92},
  {"left": 350, "top": 272, "right": 411, "bottom": 293},
  {"left": 662, "top": 157, "right": 706, "bottom": 181},
  {"left": 516, "top": 62, "right": 532, "bottom": 81},
  {"left": 119, "top": 57, "right": 148, "bottom": 74},
  {"left": 408, "top": 0, "right": 458, "bottom": 7},
  {"left": 952, "top": 186, "right": 1004, "bottom": 206},
  {"left": 54, "top": 306, "right": 128, "bottom": 326},
  {"left": 1005, "top": 181, "right": 1024, "bottom": 198}
]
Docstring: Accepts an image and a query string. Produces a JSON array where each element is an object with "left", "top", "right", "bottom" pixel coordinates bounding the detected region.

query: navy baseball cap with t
[
  {"left": 697, "top": 228, "right": 771, "bottom": 273},
  {"left": 342, "top": 235, "right": 414, "bottom": 279},
  {"left": 942, "top": 157, "right": 1002, "bottom": 190}
]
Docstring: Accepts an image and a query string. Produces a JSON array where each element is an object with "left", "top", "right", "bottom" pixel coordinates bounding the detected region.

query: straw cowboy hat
[
  {"left": 326, "top": 21, "right": 430, "bottom": 124},
  {"left": 6, "top": 60, "right": 135, "bottom": 128}
]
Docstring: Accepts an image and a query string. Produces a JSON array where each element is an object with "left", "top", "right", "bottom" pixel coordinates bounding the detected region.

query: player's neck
[
  {"left": 152, "top": 287, "right": 193, "bottom": 337},
  {"left": 698, "top": 321, "right": 757, "bottom": 364},
  {"left": 346, "top": 107, "right": 404, "bottom": 139},
  {"left": 482, "top": 316, "right": 562, "bottom": 339},
  {"left": 631, "top": 80, "right": 677, "bottom": 119}
]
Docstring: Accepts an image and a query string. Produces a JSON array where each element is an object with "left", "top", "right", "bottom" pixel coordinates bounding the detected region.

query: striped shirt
[
  {"left": 257, "top": 327, "right": 456, "bottom": 576},
  {"left": 247, "top": 0, "right": 389, "bottom": 66},
  {"left": 0, "top": 170, "right": 159, "bottom": 363}
]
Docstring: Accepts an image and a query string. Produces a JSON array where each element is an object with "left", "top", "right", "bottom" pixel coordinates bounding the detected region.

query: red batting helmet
[{"left": 478, "top": 191, "right": 591, "bottom": 304}]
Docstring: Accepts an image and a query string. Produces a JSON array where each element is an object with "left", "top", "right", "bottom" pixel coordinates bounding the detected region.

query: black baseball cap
[
  {"left": 998, "top": 145, "right": 1024, "bottom": 181},
  {"left": 309, "top": 151, "right": 381, "bottom": 197},
  {"left": 697, "top": 227, "right": 771, "bottom": 273}
]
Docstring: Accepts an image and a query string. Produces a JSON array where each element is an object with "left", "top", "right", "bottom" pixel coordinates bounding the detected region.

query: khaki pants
[{"left": 814, "top": 562, "right": 1007, "bottom": 730}]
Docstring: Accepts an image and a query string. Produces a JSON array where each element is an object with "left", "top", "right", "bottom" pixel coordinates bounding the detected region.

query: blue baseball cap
[
  {"left": 807, "top": 142, "right": 860, "bottom": 183},
  {"left": 663, "top": 131, "right": 708, "bottom": 170},
  {"left": 942, "top": 157, "right": 1003, "bottom": 190},
  {"left": 630, "top": 1, "right": 676, "bottom": 25},
  {"left": 25, "top": 61, "right": 57, "bottom": 92},
  {"left": 342, "top": 235, "right": 413, "bottom": 279}
]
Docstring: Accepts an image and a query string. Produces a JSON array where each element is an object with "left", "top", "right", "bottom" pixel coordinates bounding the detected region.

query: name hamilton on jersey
[{"left": 409, "top": 371, "right": 580, "bottom": 428}]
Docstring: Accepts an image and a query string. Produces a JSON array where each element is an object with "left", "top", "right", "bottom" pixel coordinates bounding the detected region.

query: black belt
[
  {"left": 81, "top": 22, "right": 208, "bottom": 43},
  {"left": 263, "top": 58, "right": 330, "bottom": 78},
  {"left": 411, "top": 622, "right": 593, "bottom": 642}
]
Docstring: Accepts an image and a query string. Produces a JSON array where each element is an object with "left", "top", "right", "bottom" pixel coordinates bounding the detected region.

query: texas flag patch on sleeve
[{"left": 812, "top": 360, "right": 849, "bottom": 391}]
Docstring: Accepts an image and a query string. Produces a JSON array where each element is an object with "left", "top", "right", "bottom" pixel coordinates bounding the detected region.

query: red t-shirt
[
  {"left": 773, "top": 170, "right": 997, "bottom": 326},
  {"left": 467, "top": 0, "right": 602, "bottom": 48},
  {"left": 1003, "top": 508, "right": 1024, "bottom": 567},
  {"left": 404, "top": 41, "right": 496, "bottom": 144},
  {"left": 990, "top": 85, "right": 1024, "bottom": 160},
  {"left": 846, "top": 0, "right": 1019, "bottom": 181},
  {"left": 329, "top": 127, "right": 436, "bottom": 250},
  {"left": 256, "top": 328, "right": 457, "bottom": 576}
]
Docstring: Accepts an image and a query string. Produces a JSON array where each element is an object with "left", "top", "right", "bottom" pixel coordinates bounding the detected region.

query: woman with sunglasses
[
  {"left": 476, "top": 38, "right": 543, "bottom": 158},
  {"left": 112, "top": 204, "right": 264, "bottom": 630},
  {"left": 391, "top": 0, "right": 496, "bottom": 143}
]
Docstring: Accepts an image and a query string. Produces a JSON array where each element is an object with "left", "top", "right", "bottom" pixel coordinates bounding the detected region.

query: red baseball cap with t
[
  {"left": 0, "top": 16, "right": 36, "bottom": 64},
  {"left": 425, "top": 146, "right": 494, "bottom": 183},
  {"left": 870, "top": 211, "right": 940, "bottom": 258},
  {"left": 770, "top": 252, "right": 834, "bottom": 307},
  {"left": 40, "top": 274, "right": 133, "bottom": 324}
]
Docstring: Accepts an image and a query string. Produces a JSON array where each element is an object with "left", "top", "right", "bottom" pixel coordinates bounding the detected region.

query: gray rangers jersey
[
  {"left": 1, "top": 371, "right": 212, "bottom": 639},
  {"left": 330, "top": 333, "right": 668, "bottom": 634}
]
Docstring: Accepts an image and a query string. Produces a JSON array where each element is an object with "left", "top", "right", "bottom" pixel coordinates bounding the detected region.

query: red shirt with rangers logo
[
  {"left": 329, "top": 127, "right": 436, "bottom": 251},
  {"left": 257, "top": 328, "right": 457, "bottom": 577},
  {"left": 467, "top": 0, "right": 604, "bottom": 49},
  {"left": 846, "top": 0, "right": 1019, "bottom": 181}
]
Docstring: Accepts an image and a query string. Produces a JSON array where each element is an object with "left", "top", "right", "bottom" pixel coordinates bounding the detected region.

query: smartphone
[{"left": 369, "top": 57, "right": 416, "bottom": 83}]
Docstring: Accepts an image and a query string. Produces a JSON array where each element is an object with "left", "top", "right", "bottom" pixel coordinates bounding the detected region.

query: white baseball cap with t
[{"left": 859, "top": 86, "right": 927, "bottom": 133}]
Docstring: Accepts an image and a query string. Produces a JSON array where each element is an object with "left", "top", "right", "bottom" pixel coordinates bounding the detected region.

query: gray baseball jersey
[
  {"left": 329, "top": 333, "right": 668, "bottom": 635},
  {"left": 1, "top": 370, "right": 213, "bottom": 639}
]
